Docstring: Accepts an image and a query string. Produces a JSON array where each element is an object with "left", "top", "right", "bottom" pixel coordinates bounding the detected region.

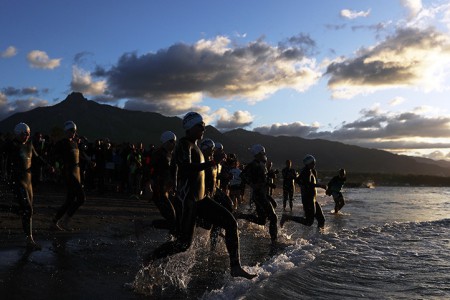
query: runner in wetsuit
[
  {"left": 326, "top": 168, "right": 346, "bottom": 213},
  {"left": 281, "top": 159, "right": 298, "bottom": 211},
  {"left": 50, "top": 121, "right": 92, "bottom": 231},
  {"left": 147, "top": 112, "right": 255, "bottom": 279},
  {"left": 280, "top": 155, "right": 327, "bottom": 229},
  {"left": 200, "top": 138, "right": 233, "bottom": 250},
  {"left": 4, "top": 123, "right": 53, "bottom": 250},
  {"left": 236, "top": 144, "right": 278, "bottom": 245},
  {"left": 149, "top": 131, "right": 179, "bottom": 235}
]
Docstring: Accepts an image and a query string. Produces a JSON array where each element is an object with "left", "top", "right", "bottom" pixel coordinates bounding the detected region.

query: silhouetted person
[{"left": 326, "top": 168, "right": 347, "bottom": 213}]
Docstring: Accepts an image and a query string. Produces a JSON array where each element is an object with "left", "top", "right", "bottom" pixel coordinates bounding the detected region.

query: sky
[{"left": 2, "top": 0, "right": 450, "bottom": 160}]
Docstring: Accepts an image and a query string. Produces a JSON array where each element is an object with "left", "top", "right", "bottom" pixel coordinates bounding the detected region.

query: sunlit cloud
[
  {"left": 340, "top": 9, "right": 371, "bottom": 20},
  {"left": 71, "top": 66, "right": 107, "bottom": 96},
  {"left": 254, "top": 121, "right": 320, "bottom": 137},
  {"left": 1, "top": 46, "right": 17, "bottom": 58},
  {"left": 27, "top": 50, "right": 61, "bottom": 69},
  {"left": 214, "top": 108, "right": 254, "bottom": 130},
  {"left": 400, "top": 0, "right": 422, "bottom": 20},
  {"left": 389, "top": 96, "right": 405, "bottom": 106},
  {"left": 325, "top": 27, "right": 450, "bottom": 98},
  {"left": 94, "top": 35, "right": 321, "bottom": 116}
]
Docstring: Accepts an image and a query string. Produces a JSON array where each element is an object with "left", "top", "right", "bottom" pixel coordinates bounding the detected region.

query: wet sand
[
  {"left": 0, "top": 185, "right": 285, "bottom": 299},
  {"left": 0, "top": 184, "right": 158, "bottom": 300}
]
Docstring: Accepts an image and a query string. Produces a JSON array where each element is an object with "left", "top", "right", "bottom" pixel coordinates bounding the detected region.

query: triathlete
[
  {"left": 50, "top": 121, "right": 93, "bottom": 231},
  {"left": 326, "top": 168, "right": 347, "bottom": 213},
  {"left": 280, "top": 155, "right": 327, "bottom": 229},
  {"left": 281, "top": 159, "right": 298, "bottom": 211},
  {"left": 236, "top": 144, "right": 278, "bottom": 246},
  {"left": 147, "top": 112, "right": 255, "bottom": 279},
  {"left": 4, "top": 123, "right": 53, "bottom": 250}
]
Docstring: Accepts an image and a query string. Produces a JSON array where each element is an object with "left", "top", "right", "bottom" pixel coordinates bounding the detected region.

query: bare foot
[{"left": 230, "top": 266, "right": 256, "bottom": 280}]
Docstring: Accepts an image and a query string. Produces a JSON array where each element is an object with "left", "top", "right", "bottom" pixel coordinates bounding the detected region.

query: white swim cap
[
  {"left": 64, "top": 120, "right": 77, "bottom": 131},
  {"left": 14, "top": 122, "right": 30, "bottom": 135},
  {"left": 160, "top": 131, "right": 177, "bottom": 144},
  {"left": 200, "top": 138, "right": 215, "bottom": 150},
  {"left": 250, "top": 144, "right": 265, "bottom": 156},
  {"left": 303, "top": 155, "right": 316, "bottom": 165},
  {"left": 182, "top": 112, "right": 204, "bottom": 130},
  {"left": 214, "top": 142, "right": 223, "bottom": 150}
]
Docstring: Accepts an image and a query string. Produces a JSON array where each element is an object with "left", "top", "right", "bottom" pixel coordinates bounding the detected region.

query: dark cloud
[
  {"left": 94, "top": 36, "right": 320, "bottom": 115},
  {"left": 253, "top": 122, "right": 319, "bottom": 137},
  {"left": 0, "top": 93, "right": 48, "bottom": 121},
  {"left": 2, "top": 86, "right": 43, "bottom": 96},
  {"left": 215, "top": 110, "right": 253, "bottom": 130}
]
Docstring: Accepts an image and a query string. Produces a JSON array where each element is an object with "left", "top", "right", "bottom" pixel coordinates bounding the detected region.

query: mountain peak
[{"left": 64, "top": 92, "right": 88, "bottom": 103}]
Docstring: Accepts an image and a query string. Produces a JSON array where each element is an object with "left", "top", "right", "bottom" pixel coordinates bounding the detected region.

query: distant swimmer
[
  {"left": 236, "top": 144, "right": 278, "bottom": 246},
  {"left": 326, "top": 168, "right": 346, "bottom": 213},
  {"left": 147, "top": 112, "right": 256, "bottom": 279},
  {"left": 4, "top": 123, "right": 53, "bottom": 250},
  {"left": 280, "top": 155, "right": 327, "bottom": 229}
]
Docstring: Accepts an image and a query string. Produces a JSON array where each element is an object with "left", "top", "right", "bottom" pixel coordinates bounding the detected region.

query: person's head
[
  {"left": 160, "top": 131, "right": 177, "bottom": 152},
  {"left": 339, "top": 168, "right": 346, "bottom": 178},
  {"left": 182, "top": 112, "right": 205, "bottom": 141},
  {"left": 14, "top": 122, "right": 30, "bottom": 144},
  {"left": 250, "top": 144, "right": 267, "bottom": 162},
  {"left": 200, "top": 138, "right": 215, "bottom": 157},
  {"left": 303, "top": 154, "right": 316, "bottom": 168},
  {"left": 286, "top": 159, "right": 292, "bottom": 168},
  {"left": 64, "top": 120, "right": 77, "bottom": 139}
]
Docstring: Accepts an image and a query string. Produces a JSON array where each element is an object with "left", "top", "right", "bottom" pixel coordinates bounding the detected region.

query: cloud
[
  {"left": 254, "top": 121, "right": 319, "bottom": 137},
  {"left": 0, "top": 92, "right": 48, "bottom": 121},
  {"left": 325, "top": 27, "right": 450, "bottom": 98},
  {"left": 1, "top": 46, "right": 17, "bottom": 58},
  {"left": 340, "top": 9, "right": 371, "bottom": 20},
  {"left": 1, "top": 86, "right": 42, "bottom": 96},
  {"left": 389, "top": 96, "right": 405, "bottom": 106},
  {"left": 27, "top": 50, "right": 61, "bottom": 69},
  {"left": 214, "top": 108, "right": 254, "bottom": 130},
  {"left": 400, "top": 0, "right": 422, "bottom": 20},
  {"left": 94, "top": 35, "right": 321, "bottom": 115},
  {"left": 71, "top": 66, "right": 107, "bottom": 96}
]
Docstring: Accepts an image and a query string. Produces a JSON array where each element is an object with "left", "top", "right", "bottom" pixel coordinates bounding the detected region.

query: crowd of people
[{"left": 2, "top": 112, "right": 347, "bottom": 279}]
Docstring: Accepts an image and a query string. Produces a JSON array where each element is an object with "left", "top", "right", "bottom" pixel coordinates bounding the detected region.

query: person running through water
[
  {"left": 50, "top": 121, "right": 93, "bottom": 231},
  {"left": 147, "top": 131, "right": 179, "bottom": 235},
  {"left": 326, "top": 168, "right": 347, "bottom": 213},
  {"left": 236, "top": 144, "right": 278, "bottom": 246},
  {"left": 146, "top": 112, "right": 255, "bottom": 279},
  {"left": 281, "top": 159, "right": 298, "bottom": 211},
  {"left": 280, "top": 155, "right": 327, "bottom": 229},
  {"left": 4, "top": 123, "right": 53, "bottom": 250},
  {"left": 200, "top": 138, "right": 233, "bottom": 251}
]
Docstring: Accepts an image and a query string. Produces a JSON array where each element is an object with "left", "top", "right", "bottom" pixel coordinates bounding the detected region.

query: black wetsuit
[
  {"left": 292, "top": 167, "right": 325, "bottom": 227},
  {"left": 4, "top": 139, "right": 40, "bottom": 237},
  {"left": 238, "top": 159, "right": 278, "bottom": 242},
  {"left": 282, "top": 167, "right": 297, "bottom": 210},
  {"left": 53, "top": 138, "right": 86, "bottom": 222},
  {"left": 150, "top": 146, "right": 179, "bottom": 234},
  {"left": 152, "top": 136, "right": 243, "bottom": 269}
]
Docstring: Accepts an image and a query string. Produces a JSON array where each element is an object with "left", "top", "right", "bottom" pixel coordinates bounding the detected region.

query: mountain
[{"left": 1, "top": 92, "right": 449, "bottom": 177}]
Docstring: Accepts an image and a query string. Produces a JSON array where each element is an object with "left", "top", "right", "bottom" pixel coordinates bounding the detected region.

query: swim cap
[
  {"left": 14, "top": 122, "right": 30, "bottom": 135},
  {"left": 200, "top": 138, "right": 215, "bottom": 150},
  {"left": 214, "top": 142, "right": 223, "bottom": 150},
  {"left": 64, "top": 120, "right": 77, "bottom": 131},
  {"left": 303, "top": 155, "right": 316, "bottom": 165},
  {"left": 160, "top": 131, "right": 177, "bottom": 144},
  {"left": 250, "top": 144, "right": 265, "bottom": 156},
  {"left": 182, "top": 112, "right": 204, "bottom": 130}
]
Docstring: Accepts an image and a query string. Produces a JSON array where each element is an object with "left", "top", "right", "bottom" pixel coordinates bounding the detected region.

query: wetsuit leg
[
  {"left": 288, "top": 189, "right": 294, "bottom": 210},
  {"left": 14, "top": 184, "right": 33, "bottom": 237},
  {"left": 197, "top": 197, "right": 241, "bottom": 268},
  {"left": 285, "top": 197, "right": 315, "bottom": 226},
  {"left": 315, "top": 201, "right": 325, "bottom": 228},
  {"left": 283, "top": 189, "right": 288, "bottom": 209},
  {"left": 66, "top": 176, "right": 85, "bottom": 217},
  {"left": 210, "top": 191, "right": 234, "bottom": 250},
  {"left": 152, "top": 193, "right": 177, "bottom": 233}
]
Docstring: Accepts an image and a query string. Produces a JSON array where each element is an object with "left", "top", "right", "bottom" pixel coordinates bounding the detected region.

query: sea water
[{"left": 134, "top": 187, "right": 450, "bottom": 299}]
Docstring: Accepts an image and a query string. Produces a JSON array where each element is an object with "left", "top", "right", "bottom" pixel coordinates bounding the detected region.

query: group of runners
[{"left": 4, "top": 111, "right": 347, "bottom": 280}]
